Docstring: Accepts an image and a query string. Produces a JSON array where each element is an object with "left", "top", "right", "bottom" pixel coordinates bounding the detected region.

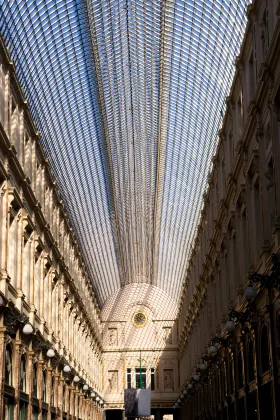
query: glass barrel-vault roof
[{"left": 0, "top": 0, "right": 250, "bottom": 306}]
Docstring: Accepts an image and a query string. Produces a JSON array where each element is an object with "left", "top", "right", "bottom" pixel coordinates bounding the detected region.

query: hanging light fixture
[
  {"left": 193, "top": 374, "right": 200, "bottom": 381},
  {"left": 73, "top": 375, "right": 80, "bottom": 383},
  {"left": 83, "top": 384, "right": 89, "bottom": 391},
  {"left": 180, "top": 394, "right": 184, "bottom": 400},
  {"left": 200, "top": 363, "right": 207, "bottom": 370},
  {"left": 183, "top": 389, "right": 188, "bottom": 395},
  {"left": 187, "top": 383, "right": 193, "bottom": 389},
  {"left": 96, "top": 396, "right": 100, "bottom": 402},
  {"left": 100, "top": 400, "right": 104, "bottom": 405},
  {"left": 91, "top": 392, "right": 95, "bottom": 398}
]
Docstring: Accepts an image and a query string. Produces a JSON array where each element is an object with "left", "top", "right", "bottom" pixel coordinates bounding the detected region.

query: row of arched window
[
  {"left": 4, "top": 344, "right": 82, "bottom": 415},
  {"left": 6, "top": 344, "right": 48, "bottom": 403}
]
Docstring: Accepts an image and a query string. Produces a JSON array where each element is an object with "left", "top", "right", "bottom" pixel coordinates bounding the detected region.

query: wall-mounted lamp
[
  {"left": 46, "top": 348, "right": 55, "bottom": 358},
  {"left": 209, "top": 343, "right": 217, "bottom": 354},
  {"left": 22, "top": 323, "right": 33, "bottom": 335},
  {"left": 245, "top": 253, "right": 280, "bottom": 300},
  {"left": 63, "top": 365, "right": 71, "bottom": 373}
]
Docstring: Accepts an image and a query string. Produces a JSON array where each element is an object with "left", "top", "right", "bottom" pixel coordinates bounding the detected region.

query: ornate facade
[
  {"left": 1, "top": 0, "right": 280, "bottom": 420},
  {"left": 177, "top": 0, "right": 280, "bottom": 419},
  {"left": 0, "top": 36, "right": 103, "bottom": 419}
]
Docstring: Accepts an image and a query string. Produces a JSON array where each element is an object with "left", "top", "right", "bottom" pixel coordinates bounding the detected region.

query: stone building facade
[
  {"left": 177, "top": 0, "right": 280, "bottom": 419},
  {"left": 0, "top": 36, "right": 103, "bottom": 420},
  {"left": 101, "top": 284, "right": 179, "bottom": 411},
  {"left": 1, "top": 0, "right": 280, "bottom": 420}
]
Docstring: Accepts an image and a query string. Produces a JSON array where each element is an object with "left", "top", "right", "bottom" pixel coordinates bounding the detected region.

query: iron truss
[{"left": 0, "top": 0, "right": 249, "bottom": 306}]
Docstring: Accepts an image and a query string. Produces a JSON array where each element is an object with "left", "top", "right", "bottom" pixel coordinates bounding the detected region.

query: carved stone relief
[
  {"left": 163, "top": 369, "right": 174, "bottom": 391},
  {"left": 108, "top": 328, "right": 118, "bottom": 346},
  {"left": 108, "top": 370, "right": 118, "bottom": 392}
]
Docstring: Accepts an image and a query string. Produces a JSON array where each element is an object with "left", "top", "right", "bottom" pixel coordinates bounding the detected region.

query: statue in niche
[
  {"left": 108, "top": 370, "right": 118, "bottom": 392},
  {"left": 163, "top": 327, "right": 172, "bottom": 344},
  {"left": 108, "top": 328, "right": 118, "bottom": 346},
  {"left": 164, "top": 369, "right": 174, "bottom": 391}
]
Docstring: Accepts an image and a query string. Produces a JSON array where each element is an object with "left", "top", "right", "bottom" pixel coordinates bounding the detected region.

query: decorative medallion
[{"left": 131, "top": 310, "right": 148, "bottom": 328}]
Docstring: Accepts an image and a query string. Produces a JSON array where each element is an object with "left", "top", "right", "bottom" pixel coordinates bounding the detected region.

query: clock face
[{"left": 131, "top": 310, "right": 148, "bottom": 328}]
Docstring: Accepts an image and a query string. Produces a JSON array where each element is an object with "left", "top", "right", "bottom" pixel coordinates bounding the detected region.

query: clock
[{"left": 131, "top": 310, "right": 148, "bottom": 328}]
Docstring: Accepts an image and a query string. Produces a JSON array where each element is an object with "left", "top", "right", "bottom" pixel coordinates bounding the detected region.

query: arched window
[
  {"left": 20, "top": 355, "right": 26, "bottom": 392},
  {"left": 248, "top": 340, "right": 255, "bottom": 382},
  {"left": 42, "top": 370, "right": 47, "bottom": 402},
  {"left": 238, "top": 351, "right": 244, "bottom": 389},
  {"left": 261, "top": 325, "right": 270, "bottom": 373},
  {"left": 33, "top": 363, "right": 38, "bottom": 397},
  {"left": 5, "top": 344, "right": 13, "bottom": 386}
]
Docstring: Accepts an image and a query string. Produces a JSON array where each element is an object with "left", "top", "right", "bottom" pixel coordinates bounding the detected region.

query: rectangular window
[
  {"left": 151, "top": 368, "right": 155, "bottom": 390},
  {"left": 136, "top": 368, "right": 146, "bottom": 389},
  {"left": 126, "top": 368, "right": 131, "bottom": 389}
]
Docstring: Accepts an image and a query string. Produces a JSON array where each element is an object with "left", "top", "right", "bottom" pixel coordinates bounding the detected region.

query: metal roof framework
[{"left": 0, "top": 0, "right": 250, "bottom": 306}]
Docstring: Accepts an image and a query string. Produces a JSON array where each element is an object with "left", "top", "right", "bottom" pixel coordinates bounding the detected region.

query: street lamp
[{"left": 73, "top": 375, "right": 80, "bottom": 383}]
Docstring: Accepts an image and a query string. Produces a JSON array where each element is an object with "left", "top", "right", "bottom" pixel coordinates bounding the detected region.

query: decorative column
[{"left": 14, "top": 340, "right": 23, "bottom": 420}]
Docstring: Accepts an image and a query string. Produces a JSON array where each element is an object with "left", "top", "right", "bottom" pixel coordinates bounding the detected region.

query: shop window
[
  {"left": 51, "top": 375, "right": 55, "bottom": 406},
  {"left": 42, "top": 370, "right": 47, "bottom": 402},
  {"left": 4, "top": 398, "right": 14, "bottom": 420},
  {"left": 63, "top": 384, "right": 66, "bottom": 412},
  {"left": 32, "top": 407, "right": 39, "bottom": 420},
  {"left": 33, "top": 363, "right": 38, "bottom": 397},
  {"left": 248, "top": 340, "right": 255, "bottom": 382},
  {"left": 5, "top": 344, "right": 13, "bottom": 386},
  {"left": 19, "top": 402, "right": 27, "bottom": 420},
  {"left": 260, "top": 325, "right": 270, "bottom": 373},
  {"left": 228, "top": 359, "right": 234, "bottom": 395},
  {"left": 20, "top": 356, "right": 26, "bottom": 392},
  {"left": 238, "top": 351, "right": 244, "bottom": 389}
]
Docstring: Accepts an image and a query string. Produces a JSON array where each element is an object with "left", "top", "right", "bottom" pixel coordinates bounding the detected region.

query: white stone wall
[{"left": 101, "top": 284, "right": 179, "bottom": 408}]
